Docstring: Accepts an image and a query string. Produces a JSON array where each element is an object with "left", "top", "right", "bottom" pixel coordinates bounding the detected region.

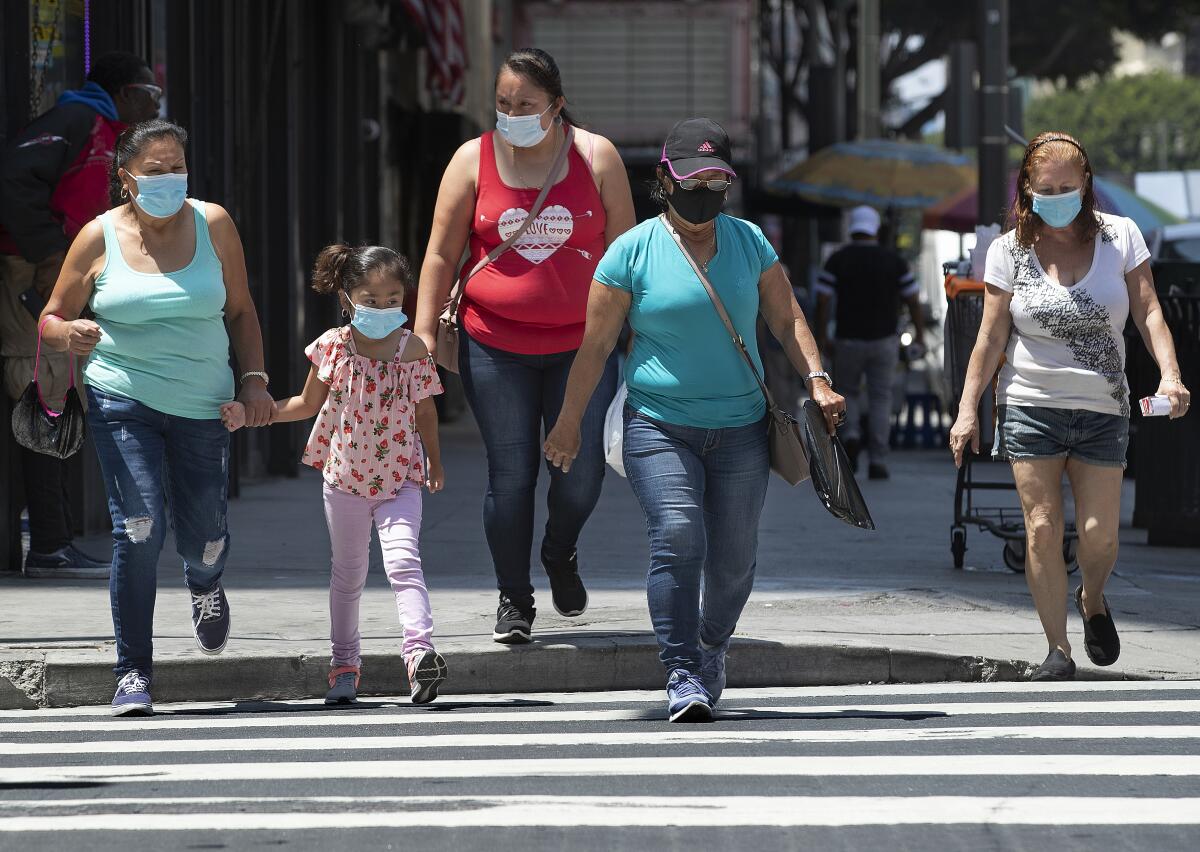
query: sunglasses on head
[{"left": 125, "top": 83, "right": 163, "bottom": 102}]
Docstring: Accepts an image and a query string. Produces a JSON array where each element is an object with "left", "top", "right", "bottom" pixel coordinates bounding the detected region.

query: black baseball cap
[{"left": 660, "top": 118, "right": 736, "bottom": 179}]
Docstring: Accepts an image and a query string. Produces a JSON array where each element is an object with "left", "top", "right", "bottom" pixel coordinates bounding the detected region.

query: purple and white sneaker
[{"left": 111, "top": 671, "right": 153, "bottom": 717}]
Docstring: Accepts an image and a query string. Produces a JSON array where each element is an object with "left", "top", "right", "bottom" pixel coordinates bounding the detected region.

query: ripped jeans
[{"left": 87, "top": 387, "right": 231, "bottom": 678}]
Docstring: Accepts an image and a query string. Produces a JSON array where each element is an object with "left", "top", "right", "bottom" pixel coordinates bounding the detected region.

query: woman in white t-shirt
[{"left": 949, "top": 132, "right": 1191, "bottom": 682}]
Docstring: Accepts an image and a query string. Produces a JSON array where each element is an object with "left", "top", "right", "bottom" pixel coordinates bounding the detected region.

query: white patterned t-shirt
[{"left": 983, "top": 212, "right": 1150, "bottom": 417}]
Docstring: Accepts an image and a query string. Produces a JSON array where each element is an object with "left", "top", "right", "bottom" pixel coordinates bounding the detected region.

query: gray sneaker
[
  {"left": 698, "top": 638, "right": 729, "bottom": 704},
  {"left": 407, "top": 650, "right": 448, "bottom": 704},
  {"left": 24, "top": 545, "right": 110, "bottom": 579},
  {"left": 325, "top": 669, "right": 359, "bottom": 705}
]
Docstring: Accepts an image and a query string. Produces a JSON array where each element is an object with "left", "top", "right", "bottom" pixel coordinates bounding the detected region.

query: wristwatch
[
  {"left": 804, "top": 370, "right": 833, "bottom": 389},
  {"left": 240, "top": 371, "right": 269, "bottom": 386}
]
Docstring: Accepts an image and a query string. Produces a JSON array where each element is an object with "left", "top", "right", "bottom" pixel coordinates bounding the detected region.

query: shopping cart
[{"left": 943, "top": 268, "right": 1078, "bottom": 572}]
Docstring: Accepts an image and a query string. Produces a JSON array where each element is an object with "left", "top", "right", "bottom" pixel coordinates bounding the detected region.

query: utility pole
[
  {"left": 856, "top": 0, "right": 880, "bottom": 139},
  {"left": 977, "top": 0, "right": 1009, "bottom": 226}
]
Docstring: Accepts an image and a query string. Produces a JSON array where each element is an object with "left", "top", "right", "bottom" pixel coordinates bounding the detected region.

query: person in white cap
[{"left": 815, "top": 205, "right": 924, "bottom": 479}]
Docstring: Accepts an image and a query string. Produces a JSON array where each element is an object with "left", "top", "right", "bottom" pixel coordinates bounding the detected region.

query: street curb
[{"left": 0, "top": 637, "right": 1154, "bottom": 709}]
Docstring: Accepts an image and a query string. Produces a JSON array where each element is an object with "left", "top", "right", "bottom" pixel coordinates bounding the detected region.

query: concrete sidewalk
[{"left": 2, "top": 416, "right": 1198, "bottom": 708}]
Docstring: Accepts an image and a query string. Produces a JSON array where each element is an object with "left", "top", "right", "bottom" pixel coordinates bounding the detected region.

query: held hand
[
  {"left": 1158, "top": 377, "right": 1191, "bottom": 419},
  {"left": 544, "top": 420, "right": 582, "bottom": 473},
  {"left": 425, "top": 459, "right": 445, "bottom": 494},
  {"left": 237, "top": 381, "right": 277, "bottom": 427},
  {"left": 949, "top": 413, "right": 980, "bottom": 468},
  {"left": 810, "top": 382, "right": 846, "bottom": 435},
  {"left": 219, "top": 402, "right": 246, "bottom": 432},
  {"left": 65, "top": 319, "right": 102, "bottom": 356}
]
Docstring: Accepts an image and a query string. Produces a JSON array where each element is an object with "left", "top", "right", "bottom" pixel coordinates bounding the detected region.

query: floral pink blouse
[{"left": 302, "top": 326, "right": 443, "bottom": 498}]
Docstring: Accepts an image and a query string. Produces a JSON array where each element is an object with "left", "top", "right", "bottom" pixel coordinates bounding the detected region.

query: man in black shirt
[{"left": 815, "top": 206, "right": 924, "bottom": 480}]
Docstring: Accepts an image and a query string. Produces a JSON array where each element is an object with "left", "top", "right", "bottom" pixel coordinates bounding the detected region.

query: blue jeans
[
  {"left": 994, "top": 404, "right": 1129, "bottom": 468},
  {"left": 622, "top": 406, "right": 770, "bottom": 674},
  {"left": 458, "top": 329, "right": 618, "bottom": 608},
  {"left": 86, "top": 387, "right": 231, "bottom": 677}
]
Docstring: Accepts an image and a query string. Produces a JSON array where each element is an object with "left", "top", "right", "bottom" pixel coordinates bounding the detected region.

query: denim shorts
[{"left": 993, "top": 404, "right": 1129, "bottom": 468}]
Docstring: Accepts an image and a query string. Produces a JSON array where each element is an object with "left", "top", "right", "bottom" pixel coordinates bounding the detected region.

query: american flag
[{"left": 401, "top": 0, "right": 468, "bottom": 106}]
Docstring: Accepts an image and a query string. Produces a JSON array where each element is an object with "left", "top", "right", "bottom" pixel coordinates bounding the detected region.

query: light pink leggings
[{"left": 323, "top": 481, "right": 433, "bottom": 668}]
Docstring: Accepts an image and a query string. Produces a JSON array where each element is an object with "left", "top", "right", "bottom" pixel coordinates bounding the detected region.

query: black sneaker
[
  {"left": 24, "top": 545, "right": 110, "bottom": 579},
  {"left": 541, "top": 542, "right": 588, "bottom": 617},
  {"left": 191, "top": 582, "right": 231, "bottom": 655},
  {"left": 1031, "top": 648, "right": 1076, "bottom": 681},
  {"left": 493, "top": 594, "right": 535, "bottom": 644},
  {"left": 868, "top": 463, "right": 890, "bottom": 480}
]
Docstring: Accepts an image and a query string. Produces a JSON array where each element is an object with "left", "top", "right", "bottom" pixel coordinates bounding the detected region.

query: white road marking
[
  {"left": 6, "top": 755, "right": 1200, "bottom": 785},
  {"left": 5, "top": 698, "right": 1199, "bottom": 734},
  {"left": 3, "top": 796, "right": 1200, "bottom": 830},
  {"left": 5, "top": 725, "right": 1200, "bottom": 756},
  {"left": 3, "top": 681, "right": 1196, "bottom": 720}
]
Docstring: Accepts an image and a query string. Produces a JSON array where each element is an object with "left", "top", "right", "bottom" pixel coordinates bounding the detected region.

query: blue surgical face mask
[
  {"left": 495, "top": 103, "right": 553, "bottom": 148},
  {"left": 129, "top": 171, "right": 188, "bottom": 218},
  {"left": 349, "top": 303, "right": 408, "bottom": 339},
  {"left": 1031, "top": 188, "right": 1083, "bottom": 228}
]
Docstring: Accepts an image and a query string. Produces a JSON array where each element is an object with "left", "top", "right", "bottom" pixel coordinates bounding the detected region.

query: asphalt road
[{"left": 2, "top": 681, "right": 1199, "bottom": 851}]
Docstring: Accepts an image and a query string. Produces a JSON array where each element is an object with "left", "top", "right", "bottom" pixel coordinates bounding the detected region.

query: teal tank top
[{"left": 85, "top": 200, "right": 234, "bottom": 419}]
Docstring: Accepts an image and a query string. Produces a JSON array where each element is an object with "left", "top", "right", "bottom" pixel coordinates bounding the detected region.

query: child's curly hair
[
  {"left": 311, "top": 244, "right": 413, "bottom": 295},
  {"left": 1008, "top": 131, "right": 1100, "bottom": 248}
]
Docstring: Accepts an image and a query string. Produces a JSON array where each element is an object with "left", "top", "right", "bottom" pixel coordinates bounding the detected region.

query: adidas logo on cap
[{"left": 697, "top": 141, "right": 715, "bottom": 153}]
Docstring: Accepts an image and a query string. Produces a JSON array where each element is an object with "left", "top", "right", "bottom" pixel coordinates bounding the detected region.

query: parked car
[{"left": 1147, "top": 223, "right": 1200, "bottom": 296}]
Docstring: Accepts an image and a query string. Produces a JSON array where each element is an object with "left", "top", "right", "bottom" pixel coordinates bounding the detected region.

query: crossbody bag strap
[
  {"left": 659, "top": 214, "right": 778, "bottom": 411},
  {"left": 443, "top": 124, "right": 576, "bottom": 321}
]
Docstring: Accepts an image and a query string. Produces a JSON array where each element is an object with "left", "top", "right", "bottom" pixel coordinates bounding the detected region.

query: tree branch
[
  {"left": 1024, "top": 23, "right": 1080, "bottom": 79},
  {"left": 893, "top": 90, "right": 947, "bottom": 139}
]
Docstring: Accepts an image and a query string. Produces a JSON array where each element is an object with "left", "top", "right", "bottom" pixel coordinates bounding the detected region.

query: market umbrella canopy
[
  {"left": 769, "top": 139, "right": 977, "bottom": 209},
  {"left": 921, "top": 173, "right": 1181, "bottom": 237}
]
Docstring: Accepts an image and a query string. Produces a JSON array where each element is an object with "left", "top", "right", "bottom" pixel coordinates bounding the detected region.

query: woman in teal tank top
[{"left": 39, "top": 119, "right": 273, "bottom": 716}]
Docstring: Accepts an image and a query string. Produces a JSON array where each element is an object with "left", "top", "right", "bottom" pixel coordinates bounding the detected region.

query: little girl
[{"left": 222, "top": 244, "right": 447, "bottom": 705}]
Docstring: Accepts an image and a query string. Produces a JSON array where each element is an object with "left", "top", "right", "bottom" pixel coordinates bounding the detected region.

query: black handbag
[
  {"left": 11, "top": 319, "right": 86, "bottom": 459},
  {"left": 799, "top": 399, "right": 875, "bottom": 530}
]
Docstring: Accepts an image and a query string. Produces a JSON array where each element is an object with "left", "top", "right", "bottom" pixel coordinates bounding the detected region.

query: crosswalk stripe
[
  {"left": 6, "top": 698, "right": 1198, "bottom": 734},
  {"left": 7, "top": 754, "right": 1200, "bottom": 785},
  {"left": 3, "top": 796, "right": 1200, "bottom": 830},
  {"left": 5, "top": 725, "right": 1200, "bottom": 756},
  {"left": 4, "top": 681, "right": 1197, "bottom": 720}
]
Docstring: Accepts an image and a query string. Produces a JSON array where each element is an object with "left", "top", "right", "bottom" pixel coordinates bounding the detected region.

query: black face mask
[{"left": 666, "top": 178, "right": 726, "bottom": 225}]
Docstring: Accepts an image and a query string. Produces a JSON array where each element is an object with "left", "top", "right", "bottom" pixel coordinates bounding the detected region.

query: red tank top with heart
[{"left": 460, "top": 127, "right": 607, "bottom": 354}]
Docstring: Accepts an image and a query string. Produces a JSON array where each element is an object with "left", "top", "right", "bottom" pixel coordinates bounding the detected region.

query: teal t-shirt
[{"left": 594, "top": 214, "right": 779, "bottom": 428}]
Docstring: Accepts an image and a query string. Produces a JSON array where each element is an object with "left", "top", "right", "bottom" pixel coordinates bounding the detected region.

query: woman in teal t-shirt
[
  {"left": 40, "top": 119, "right": 273, "bottom": 716},
  {"left": 544, "top": 118, "right": 844, "bottom": 722}
]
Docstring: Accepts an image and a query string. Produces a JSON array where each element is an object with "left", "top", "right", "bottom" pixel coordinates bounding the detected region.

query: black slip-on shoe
[
  {"left": 1075, "top": 586, "right": 1120, "bottom": 666},
  {"left": 1031, "top": 648, "right": 1076, "bottom": 681}
]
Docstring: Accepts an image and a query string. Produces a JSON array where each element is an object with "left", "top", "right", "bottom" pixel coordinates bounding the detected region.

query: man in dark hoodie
[{"left": 1, "top": 52, "right": 159, "bottom": 578}]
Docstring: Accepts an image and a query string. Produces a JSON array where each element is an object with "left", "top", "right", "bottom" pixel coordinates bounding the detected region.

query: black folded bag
[
  {"left": 799, "top": 400, "right": 875, "bottom": 530},
  {"left": 11, "top": 325, "right": 86, "bottom": 459}
]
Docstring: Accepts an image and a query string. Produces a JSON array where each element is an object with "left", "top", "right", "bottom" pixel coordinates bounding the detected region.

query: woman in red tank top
[{"left": 415, "top": 49, "right": 634, "bottom": 645}]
